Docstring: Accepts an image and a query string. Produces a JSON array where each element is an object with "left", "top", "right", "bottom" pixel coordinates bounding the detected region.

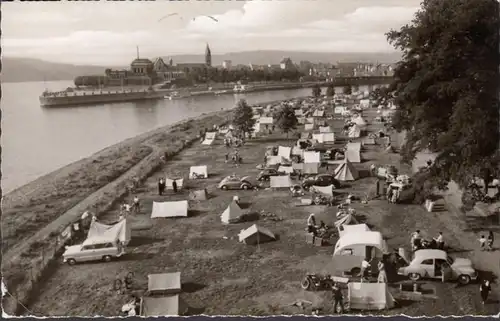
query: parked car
[
  {"left": 63, "top": 241, "right": 125, "bottom": 265},
  {"left": 218, "top": 175, "right": 256, "bottom": 190},
  {"left": 397, "top": 249, "right": 478, "bottom": 285},
  {"left": 257, "top": 168, "right": 283, "bottom": 181},
  {"left": 302, "top": 174, "right": 341, "bottom": 190}
]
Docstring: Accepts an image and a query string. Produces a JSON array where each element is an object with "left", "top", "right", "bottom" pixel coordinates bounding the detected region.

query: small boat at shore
[{"left": 164, "top": 91, "right": 192, "bottom": 100}]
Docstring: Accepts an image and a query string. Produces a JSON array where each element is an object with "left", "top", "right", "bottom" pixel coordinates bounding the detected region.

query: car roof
[{"left": 413, "top": 249, "right": 447, "bottom": 260}]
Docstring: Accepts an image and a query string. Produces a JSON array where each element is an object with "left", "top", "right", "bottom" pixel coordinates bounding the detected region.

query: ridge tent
[
  {"left": 140, "top": 295, "right": 188, "bottom": 316},
  {"left": 221, "top": 201, "right": 243, "bottom": 224},
  {"left": 334, "top": 213, "right": 359, "bottom": 229},
  {"left": 311, "top": 184, "right": 334, "bottom": 196},
  {"left": 270, "top": 175, "right": 292, "bottom": 188},
  {"left": 334, "top": 158, "right": 359, "bottom": 181},
  {"left": 303, "top": 163, "right": 319, "bottom": 174},
  {"left": 147, "top": 272, "right": 181, "bottom": 295},
  {"left": 338, "top": 223, "right": 370, "bottom": 237},
  {"left": 278, "top": 146, "right": 292, "bottom": 160},
  {"left": 304, "top": 124, "right": 314, "bottom": 131},
  {"left": 166, "top": 178, "right": 184, "bottom": 190},
  {"left": 278, "top": 166, "right": 294, "bottom": 174},
  {"left": 319, "top": 126, "right": 332, "bottom": 133},
  {"left": 189, "top": 189, "right": 208, "bottom": 201},
  {"left": 86, "top": 219, "right": 131, "bottom": 246},
  {"left": 348, "top": 282, "right": 396, "bottom": 311},
  {"left": 346, "top": 142, "right": 362, "bottom": 163},
  {"left": 205, "top": 132, "right": 216, "bottom": 140},
  {"left": 189, "top": 166, "right": 208, "bottom": 179},
  {"left": 239, "top": 224, "right": 276, "bottom": 245},
  {"left": 348, "top": 124, "right": 361, "bottom": 138},
  {"left": 151, "top": 200, "right": 189, "bottom": 218},
  {"left": 304, "top": 151, "right": 321, "bottom": 163}
]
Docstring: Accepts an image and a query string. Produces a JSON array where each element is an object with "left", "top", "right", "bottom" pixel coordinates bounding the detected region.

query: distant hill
[
  {"left": 1, "top": 57, "right": 124, "bottom": 83},
  {"left": 165, "top": 50, "right": 402, "bottom": 66}
]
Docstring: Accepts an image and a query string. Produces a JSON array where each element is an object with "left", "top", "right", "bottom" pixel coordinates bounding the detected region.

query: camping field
[{"left": 27, "top": 107, "right": 499, "bottom": 316}]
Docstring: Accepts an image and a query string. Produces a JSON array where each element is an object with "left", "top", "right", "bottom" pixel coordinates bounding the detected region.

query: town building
[
  {"left": 205, "top": 43, "right": 212, "bottom": 67},
  {"left": 280, "top": 57, "right": 295, "bottom": 70},
  {"left": 222, "top": 60, "right": 232, "bottom": 70}
]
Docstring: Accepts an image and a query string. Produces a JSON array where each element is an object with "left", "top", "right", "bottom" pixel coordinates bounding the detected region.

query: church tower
[{"left": 205, "top": 43, "right": 212, "bottom": 67}]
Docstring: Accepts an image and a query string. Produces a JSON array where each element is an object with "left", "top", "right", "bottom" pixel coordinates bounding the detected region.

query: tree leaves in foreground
[
  {"left": 342, "top": 85, "right": 352, "bottom": 95},
  {"left": 326, "top": 85, "right": 335, "bottom": 97},
  {"left": 387, "top": 0, "right": 500, "bottom": 191},
  {"left": 232, "top": 99, "right": 256, "bottom": 138},
  {"left": 312, "top": 85, "right": 321, "bottom": 98},
  {"left": 275, "top": 104, "right": 299, "bottom": 137}
]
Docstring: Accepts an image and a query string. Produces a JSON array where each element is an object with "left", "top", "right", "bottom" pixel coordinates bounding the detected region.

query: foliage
[
  {"left": 312, "top": 85, "right": 322, "bottom": 98},
  {"left": 185, "top": 67, "right": 304, "bottom": 84},
  {"left": 342, "top": 85, "right": 352, "bottom": 95},
  {"left": 74, "top": 75, "right": 108, "bottom": 87},
  {"left": 274, "top": 104, "right": 299, "bottom": 137},
  {"left": 326, "top": 85, "right": 335, "bottom": 97},
  {"left": 352, "top": 85, "right": 359, "bottom": 93},
  {"left": 232, "top": 99, "right": 256, "bottom": 137},
  {"left": 369, "top": 87, "right": 393, "bottom": 107},
  {"left": 386, "top": 0, "right": 500, "bottom": 191}
]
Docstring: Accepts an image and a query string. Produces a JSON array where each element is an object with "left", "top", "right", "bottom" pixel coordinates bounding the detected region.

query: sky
[{"left": 2, "top": 0, "right": 421, "bottom": 66}]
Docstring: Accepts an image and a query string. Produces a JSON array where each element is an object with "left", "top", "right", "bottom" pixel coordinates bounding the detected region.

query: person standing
[
  {"left": 332, "top": 283, "right": 344, "bottom": 314},
  {"left": 132, "top": 196, "right": 140, "bottom": 213},
  {"left": 435, "top": 232, "right": 445, "bottom": 250},
  {"left": 479, "top": 235, "right": 487, "bottom": 251},
  {"left": 487, "top": 231, "right": 494, "bottom": 251},
  {"left": 158, "top": 178, "right": 166, "bottom": 196},
  {"left": 361, "top": 258, "right": 371, "bottom": 281},
  {"left": 377, "top": 262, "right": 387, "bottom": 283},
  {"left": 480, "top": 280, "right": 491, "bottom": 304},
  {"left": 411, "top": 230, "right": 422, "bottom": 251},
  {"left": 307, "top": 213, "right": 317, "bottom": 234},
  {"left": 172, "top": 179, "right": 178, "bottom": 193}
]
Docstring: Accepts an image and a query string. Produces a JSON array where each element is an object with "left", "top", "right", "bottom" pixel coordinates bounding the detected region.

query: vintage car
[
  {"left": 218, "top": 175, "right": 256, "bottom": 190},
  {"left": 397, "top": 249, "right": 478, "bottom": 285},
  {"left": 302, "top": 174, "right": 342, "bottom": 190},
  {"left": 63, "top": 240, "right": 125, "bottom": 265},
  {"left": 257, "top": 168, "right": 282, "bottom": 181}
]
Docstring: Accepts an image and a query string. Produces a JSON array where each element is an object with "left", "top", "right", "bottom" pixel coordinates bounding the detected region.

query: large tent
[
  {"left": 221, "top": 201, "right": 243, "bottom": 224},
  {"left": 302, "top": 163, "right": 319, "bottom": 174},
  {"left": 166, "top": 178, "right": 184, "bottom": 190},
  {"left": 270, "top": 175, "right": 292, "bottom": 188},
  {"left": 202, "top": 132, "right": 217, "bottom": 145},
  {"left": 334, "top": 158, "right": 359, "bottom": 181},
  {"left": 311, "top": 185, "right": 334, "bottom": 196},
  {"left": 86, "top": 219, "right": 131, "bottom": 246},
  {"left": 151, "top": 200, "right": 189, "bottom": 218},
  {"left": 345, "top": 142, "right": 362, "bottom": 163},
  {"left": 348, "top": 282, "right": 396, "bottom": 310},
  {"left": 238, "top": 224, "right": 276, "bottom": 245},
  {"left": 147, "top": 272, "right": 181, "bottom": 295},
  {"left": 278, "top": 146, "right": 292, "bottom": 160},
  {"left": 303, "top": 151, "right": 321, "bottom": 163},
  {"left": 140, "top": 295, "right": 188, "bottom": 316},
  {"left": 322, "top": 132, "right": 335, "bottom": 143},
  {"left": 312, "top": 133, "right": 324, "bottom": 143},
  {"left": 189, "top": 166, "right": 208, "bottom": 179}
]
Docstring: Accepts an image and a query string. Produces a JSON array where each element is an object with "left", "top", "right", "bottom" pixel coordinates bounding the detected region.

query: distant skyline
[{"left": 3, "top": 0, "right": 420, "bottom": 66}]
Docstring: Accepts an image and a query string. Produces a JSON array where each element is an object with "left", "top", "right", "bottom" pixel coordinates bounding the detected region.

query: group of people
[
  {"left": 478, "top": 231, "right": 495, "bottom": 251},
  {"left": 410, "top": 230, "right": 445, "bottom": 251},
  {"left": 386, "top": 184, "right": 401, "bottom": 204},
  {"left": 121, "top": 196, "right": 141, "bottom": 215},
  {"left": 360, "top": 257, "right": 387, "bottom": 283},
  {"left": 158, "top": 178, "right": 179, "bottom": 195},
  {"left": 225, "top": 150, "right": 242, "bottom": 165}
]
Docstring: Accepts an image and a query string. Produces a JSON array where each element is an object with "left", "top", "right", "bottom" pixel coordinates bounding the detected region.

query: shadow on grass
[
  {"left": 447, "top": 248, "right": 474, "bottom": 254},
  {"left": 240, "top": 212, "right": 260, "bottom": 223},
  {"left": 182, "top": 282, "right": 206, "bottom": 293},
  {"left": 122, "top": 252, "right": 156, "bottom": 261},
  {"left": 477, "top": 269, "right": 498, "bottom": 283},
  {"left": 238, "top": 202, "right": 252, "bottom": 209},
  {"left": 395, "top": 299, "right": 415, "bottom": 308},
  {"left": 186, "top": 307, "right": 206, "bottom": 316},
  {"left": 464, "top": 214, "right": 500, "bottom": 232},
  {"left": 188, "top": 209, "right": 206, "bottom": 217},
  {"left": 128, "top": 236, "right": 165, "bottom": 247}
]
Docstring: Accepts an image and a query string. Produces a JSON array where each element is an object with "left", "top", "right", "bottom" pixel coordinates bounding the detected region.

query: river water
[{"left": 1, "top": 81, "right": 377, "bottom": 193}]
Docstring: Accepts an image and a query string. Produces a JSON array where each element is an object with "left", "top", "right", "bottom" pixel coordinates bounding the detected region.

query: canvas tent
[
  {"left": 334, "top": 213, "right": 359, "bottom": 229},
  {"left": 334, "top": 158, "right": 359, "bottom": 181},
  {"left": 238, "top": 224, "right": 276, "bottom": 245},
  {"left": 140, "top": 295, "right": 188, "bottom": 316},
  {"left": 259, "top": 117, "right": 274, "bottom": 125},
  {"left": 304, "top": 151, "right": 321, "bottom": 163},
  {"left": 338, "top": 223, "right": 370, "bottom": 237},
  {"left": 312, "top": 133, "right": 324, "bottom": 143},
  {"left": 151, "top": 200, "right": 189, "bottom": 218},
  {"left": 189, "top": 189, "right": 208, "bottom": 201},
  {"left": 348, "top": 124, "right": 361, "bottom": 138},
  {"left": 313, "top": 110, "right": 325, "bottom": 117},
  {"left": 202, "top": 132, "right": 216, "bottom": 145},
  {"left": 278, "top": 146, "right": 292, "bottom": 160},
  {"left": 270, "top": 175, "right": 292, "bottom": 188},
  {"left": 319, "top": 126, "right": 332, "bottom": 133},
  {"left": 352, "top": 116, "right": 367, "bottom": 127},
  {"left": 300, "top": 132, "right": 312, "bottom": 139},
  {"left": 294, "top": 109, "right": 304, "bottom": 116},
  {"left": 306, "top": 117, "right": 314, "bottom": 124},
  {"left": 304, "top": 123, "right": 314, "bottom": 131},
  {"left": 322, "top": 132, "right": 335, "bottom": 143},
  {"left": 278, "top": 166, "right": 294, "bottom": 174},
  {"left": 147, "top": 272, "right": 181, "bottom": 295},
  {"left": 346, "top": 142, "right": 362, "bottom": 163},
  {"left": 86, "top": 219, "right": 131, "bottom": 246},
  {"left": 334, "top": 106, "right": 348, "bottom": 114},
  {"left": 291, "top": 146, "right": 304, "bottom": 157},
  {"left": 189, "top": 166, "right": 208, "bottom": 179},
  {"left": 166, "top": 178, "right": 184, "bottom": 190},
  {"left": 359, "top": 99, "right": 371, "bottom": 109},
  {"left": 221, "top": 201, "right": 243, "bottom": 224},
  {"left": 297, "top": 117, "right": 306, "bottom": 124},
  {"left": 348, "top": 282, "right": 396, "bottom": 311},
  {"left": 303, "top": 163, "right": 319, "bottom": 174},
  {"left": 311, "top": 185, "right": 334, "bottom": 196}
]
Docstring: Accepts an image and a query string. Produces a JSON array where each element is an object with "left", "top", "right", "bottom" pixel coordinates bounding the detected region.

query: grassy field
[{"left": 25, "top": 107, "right": 499, "bottom": 317}]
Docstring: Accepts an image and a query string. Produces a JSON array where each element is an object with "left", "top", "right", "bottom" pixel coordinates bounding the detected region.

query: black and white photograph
[{"left": 1, "top": 0, "right": 500, "bottom": 317}]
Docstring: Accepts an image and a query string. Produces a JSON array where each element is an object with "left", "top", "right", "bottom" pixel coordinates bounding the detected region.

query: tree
[
  {"left": 326, "top": 85, "right": 335, "bottom": 97},
  {"left": 232, "top": 99, "right": 256, "bottom": 138},
  {"left": 386, "top": 0, "right": 500, "bottom": 196},
  {"left": 342, "top": 85, "right": 352, "bottom": 95},
  {"left": 312, "top": 85, "right": 322, "bottom": 98},
  {"left": 274, "top": 104, "right": 299, "bottom": 137},
  {"left": 370, "top": 87, "right": 392, "bottom": 107}
]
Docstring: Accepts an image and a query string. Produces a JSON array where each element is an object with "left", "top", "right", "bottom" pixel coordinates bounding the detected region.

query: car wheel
[
  {"left": 301, "top": 277, "right": 312, "bottom": 290},
  {"left": 103, "top": 255, "right": 112, "bottom": 262},
  {"left": 242, "top": 184, "right": 250, "bottom": 190},
  {"left": 67, "top": 258, "right": 76, "bottom": 266},
  {"left": 409, "top": 273, "right": 421, "bottom": 281},
  {"left": 458, "top": 274, "right": 471, "bottom": 285},
  {"left": 221, "top": 185, "right": 228, "bottom": 190},
  {"left": 351, "top": 267, "right": 361, "bottom": 276}
]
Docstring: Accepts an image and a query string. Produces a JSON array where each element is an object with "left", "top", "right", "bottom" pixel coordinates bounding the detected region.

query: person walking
[
  {"left": 172, "top": 179, "right": 178, "bottom": 193},
  {"left": 332, "top": 283, "right": 344, "bottom": 314},
  {"left": 435, "top": 232, "right": 445, "bottom": 250},
  {"left": 158, "top": 178, "right": 166, "bottom": 196},
  {"left": 377, "top": 262, "right": 387, "bottom": 283},
  {"left": 411, "top": 230, "right": 422, "bottom": 251},
  {"left": 307, "top": 213, "right": 317, "bottom": 234},
  {"left": 480, "top": 280, "right": 491, "bottom": 304},
  {"left": 479, "top": 235, "right": 487, "bottom": 251},
  {"left": 486, "top": 231, "right": 494, "bottom": 251},
  {"left": 132, "top": 196, "right": 140, "bottom": 213}
]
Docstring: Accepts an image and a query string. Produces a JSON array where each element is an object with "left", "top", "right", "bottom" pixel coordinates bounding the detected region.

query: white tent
[
  {"left": 291, "top": 146, "right": 304, "bottom": 157},
  {"left": 151, "top": 200, "right": 189, "bottom": 218},
  {"left": 278, "top": 146, "right": 292, "bottom": 160},
  {"left": 278, "top": 166, "right": 294, "bottom": 174},
  {"left": 346, "top": 142, "right": 362, "bottom": 163},
  {"left": 86, "top": 219, "right": 131, "bottom": 246},
  {"left": 294, "top": 109, "right": 304, "bottom": 116},
  {"left": 334, "top": 158, "right": 359, "bottom": 181},
  {"left": 311, "top": 185, "right": 334, "bottom": 196},
  {"left": 352, "top": 116, "right": 367, "bottom": 127},
  {"left": 334, "top": 106, "right": 348, "bottom": 114},
  {"left": 189, "top": 166, "right": 208, "bottom": 179},
  {"left": 303, "top": 151, "right": 321, "bottom": 163},
  {"left": 140, "top": 295, "right": 188, "bottom": 316},
  {"left": 166, "top": 178, "right": 184, "bottom": 190},
  {"left": 304, "top": 123, "right": 314, "bottom": 131},
  {"left": 267, "top": 155, "right": 287, "bottom": 166},
  {"left": 359, "top": 99, "right": 371, "bottom": 109},
  {"left": 312, "top": 133, "right": 324, "bottom": 143},
  {"left": 348, "top": 124, "right": 361, "bottom": 138},
  {"left": 348, "top": 282, "right": 395, "bottom": 311},
  {"left": 323, "top": 132, "right": 335, "bottom": 143},
  {"left": 259, "top": 117, "right": 274, "bottom": 125},
  {"left": 239, "top": 224, "right": 276, "bottom": 245},
  {"left": 297, "top": 117, "right": 306, "bottom": 124},
  {"left": 306, "top": 117, "right": 314, "bottom": 124},
  {"left": 270, "top": 175, "right": 292, "bottom": 188},
  {"left": 202, "top": 138, "right": 215, "bottom": 145},
  {"left": 253, "top": 123, "right": 262, "bottom": 133},
  {"left": 319, "top": 126, "right": 332, "bottom": 133},
  {"left": 221, "top": 201, "right": 243, "bottom": 224},
  {"left": 334, "top": 213, "right": 359, "bottom": 229},
  {"left": 147, "top": 272, "right": 181, "bottom": 295},
  {"left": 205, "top": 132, "right": 216, "bottom": 140}
]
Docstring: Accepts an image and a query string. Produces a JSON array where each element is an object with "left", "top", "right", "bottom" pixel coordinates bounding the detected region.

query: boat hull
[{"left": 39, "top": 90, "right": 165, "bottom": 107}]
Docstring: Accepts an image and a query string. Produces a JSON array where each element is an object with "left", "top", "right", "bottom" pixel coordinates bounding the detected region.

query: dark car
[
  {"left": 257, "top": 168, "right": 281, "bottom": 181},
  {"left": 302, "top": 174, "right": 341, "bottom": 190}
]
